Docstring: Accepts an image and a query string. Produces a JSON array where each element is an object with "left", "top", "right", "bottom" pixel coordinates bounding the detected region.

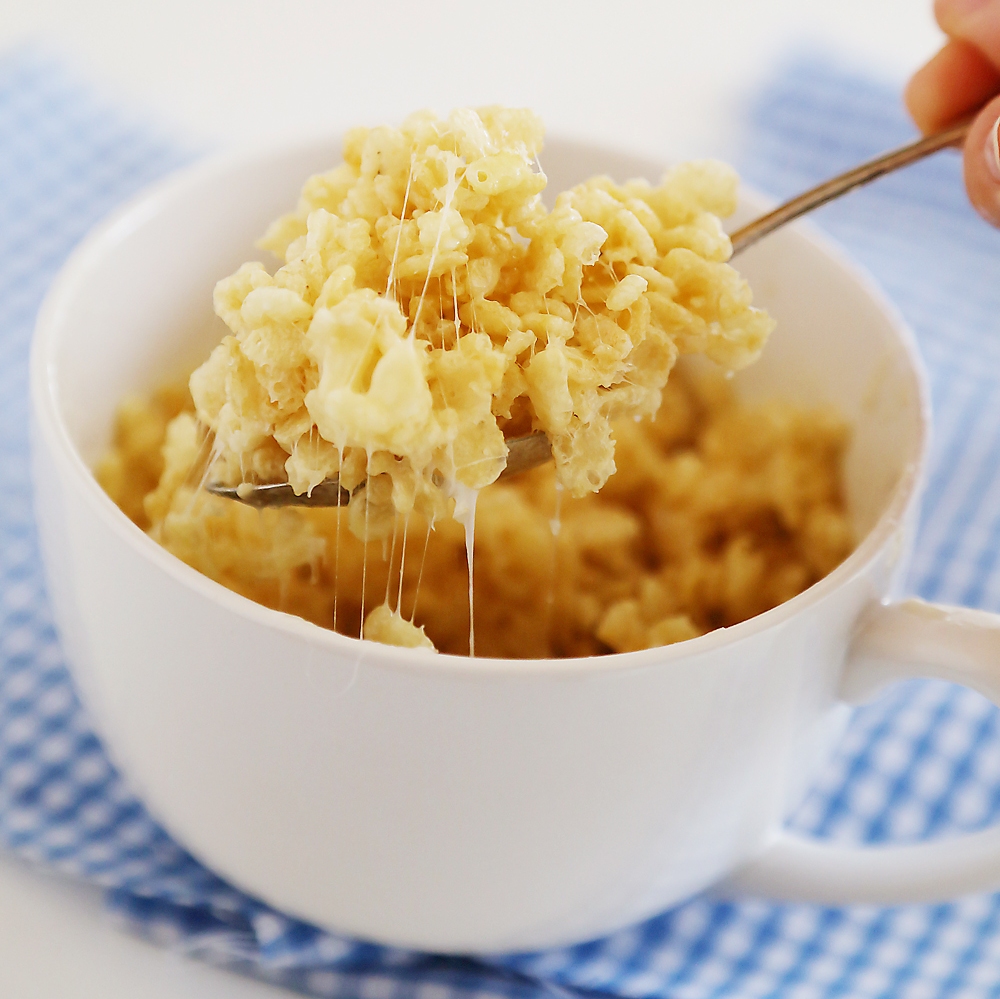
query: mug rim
[{"left": 29, "top": 135, "right": 933, "bottom": 679}]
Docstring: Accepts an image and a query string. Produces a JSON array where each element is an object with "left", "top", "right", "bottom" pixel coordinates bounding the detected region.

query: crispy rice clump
[{"left": 189, "top": 107, "right": 774, "bottom": 538}]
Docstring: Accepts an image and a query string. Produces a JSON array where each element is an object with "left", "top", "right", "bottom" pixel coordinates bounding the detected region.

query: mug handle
[{"left": 724, "top": 598, "right": 1000, "bottom": 904}]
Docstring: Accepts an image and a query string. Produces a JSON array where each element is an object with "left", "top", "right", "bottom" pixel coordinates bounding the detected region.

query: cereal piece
[
  {"left": 597, "top": 600, "right": 701, "bottom": 653},
  {"left": 95, "top": 384, "right": 192, "bottom": 528},
  {"left": 363, "top": 603, "right": 434, "bottom": 649}
]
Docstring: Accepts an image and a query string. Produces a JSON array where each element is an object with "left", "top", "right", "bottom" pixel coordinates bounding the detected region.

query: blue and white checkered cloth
[{"left": 3, "top": 44, "right": 1000, "bottom": 999}]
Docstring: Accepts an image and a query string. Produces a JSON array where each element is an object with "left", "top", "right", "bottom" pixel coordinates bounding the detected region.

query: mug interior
[{"left": 38, "top": 136, "right": 928, "bottom": 640}]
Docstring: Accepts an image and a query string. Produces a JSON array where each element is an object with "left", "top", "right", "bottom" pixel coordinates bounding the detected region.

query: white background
[
  {"left": 3, "top": 0, "right": 942, "bottom": 157},
  {"left": 0, "top": 1, "right": 946, "bottom": 996}
]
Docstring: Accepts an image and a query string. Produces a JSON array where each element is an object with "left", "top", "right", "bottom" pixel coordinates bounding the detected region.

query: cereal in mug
[
  {"left": 98, "top": 365, "right": 852, "bottom": 658},
  {"left": 96, "top": 107, "right": 851, "bottom": 656}
]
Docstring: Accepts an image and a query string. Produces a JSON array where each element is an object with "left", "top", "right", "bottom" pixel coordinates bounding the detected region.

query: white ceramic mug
[{"left": 29, "top": 137, "right": 1000, "bottom": 954}]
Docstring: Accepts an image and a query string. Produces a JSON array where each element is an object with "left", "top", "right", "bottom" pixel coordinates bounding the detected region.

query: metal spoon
[
  {"left": 727, "top": 117, "right": 970, "bottom": 254},
  {"left": 206, "top": 431, "right": 552, "bottom": 509},
  {"left": 207, "top": 119, "right": 971, "bottom": 509}
]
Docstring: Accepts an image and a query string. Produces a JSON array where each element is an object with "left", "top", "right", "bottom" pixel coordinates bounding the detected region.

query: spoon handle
[{"left": 729, "top": 119, "right": 972, "bottom": 255}]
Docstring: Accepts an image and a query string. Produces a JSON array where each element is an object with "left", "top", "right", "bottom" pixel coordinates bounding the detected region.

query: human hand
[{"left": 906, "top": 0, "right": 1000, "bottom": 226}]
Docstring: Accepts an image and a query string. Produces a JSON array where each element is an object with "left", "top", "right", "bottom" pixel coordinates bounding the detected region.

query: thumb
[
  {"left": 964, "top": 92, "right": 1000, "bottom": 226},
  {"left": 917, "top": 1, "right": 1000, "bottom": 225}
]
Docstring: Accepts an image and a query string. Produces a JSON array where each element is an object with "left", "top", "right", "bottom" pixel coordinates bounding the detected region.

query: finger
[
  {"left": 936, "top": 0, "right": 1000, "bottom": 69},
  {"left": 905, "top": 39, "right": 1000, "bottom": 132},
  {"left": 963, "top": 91, "right": 1000, "bottom": 225}
]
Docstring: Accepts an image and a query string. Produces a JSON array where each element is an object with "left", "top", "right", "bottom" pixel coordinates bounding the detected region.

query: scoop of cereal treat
[{"left": 191, "top": 107, "right": 774, "bottom": 540}]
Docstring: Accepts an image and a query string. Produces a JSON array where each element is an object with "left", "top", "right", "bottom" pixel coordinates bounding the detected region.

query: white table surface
[
  {"left": 0, "top": 1, "right": 946, "bottom": 995},
  {"left": 0, "top": 852, "right": 286, "bottom": 998}
]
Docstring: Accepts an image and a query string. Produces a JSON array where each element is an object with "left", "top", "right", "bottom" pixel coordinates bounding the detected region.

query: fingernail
[{"left": 986, "top": 116, "right": 1000, "bottom": 182}]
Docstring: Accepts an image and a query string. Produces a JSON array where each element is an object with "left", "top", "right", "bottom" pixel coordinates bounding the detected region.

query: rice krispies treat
[
  {"left": 192, "top": 107, "right": 774, "bottom": 538},
  {"left": 97, "top": 366, "right": 853, "bottom": 658}
]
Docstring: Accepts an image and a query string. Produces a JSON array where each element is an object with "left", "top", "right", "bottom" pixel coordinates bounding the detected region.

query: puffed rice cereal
[
  {"left": 96, "top": 108, "right": 853, "bottom": 657},
  {"left": 98, "top": 364, "right": 853, "bottom": 658},
  {"left": 191, "top": 107, "right": 774, "bottom": 535}
]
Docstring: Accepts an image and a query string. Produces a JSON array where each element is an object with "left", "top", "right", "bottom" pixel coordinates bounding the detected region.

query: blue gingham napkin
[{"left": 4, "top": 45, "right": 1000, "bottom": 999}]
